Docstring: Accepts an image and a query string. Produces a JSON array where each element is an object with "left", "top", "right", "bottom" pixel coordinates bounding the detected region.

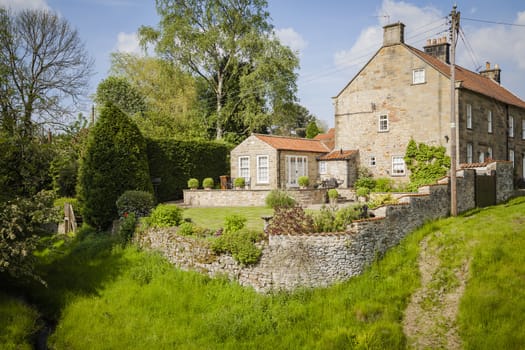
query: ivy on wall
[{"left": 404, "top": 139, "right": 450, "bottom": 191}]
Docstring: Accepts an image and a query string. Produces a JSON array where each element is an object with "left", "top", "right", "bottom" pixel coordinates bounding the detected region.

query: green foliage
[
  {"left": 404, "top": 139, "right": 450, "bottom": 191},
  {"left": 373, "top": 178, "right": 394, "bottom": 192},
  {"left": 77, "top": 103, "right": 153, "bottom": 230},
  {"left": 94, "top": 76, "right": 147, "bottom": 117},
  {"left": 0, "top": 291, "right": 39, "bottom": 349},
  {"left": 49, "top": 148, "right": 78, "bottom": 197},
  {"left": 356, "top": 187, "right": 370, "bottom": 198},
  {"left": 266, "top": 206, "right": 313, "bottom": 235},
  {"left": 211, "top": 229, "right": 264, "bottom": 265},
  {"left": 146, "top": 204, "right": 183, "bottom": 228},
  {"left": 234, "top": 177, "right": 246, "bottom": 188},
  {"left": 311, "top": 205, "right": 363, "bottom": 232},
  {"left": 327, "top": 189, "right": 339, "bottom": 199},
  {"left": 265, "top": 190, "right": 296, "bottom": 209},
  {"left": 202, "top": 177, "right": 214, "bottom": 189},
  {"left": 117, "top": 212, "right": 137, "bottom": 243},
  {"left": 298, "top": 176, "right": 309, "bottom": 187},
  {"left": 53, "top": 197, "right": 79, "bottom": 215},
  {"left": 0, "top": 190, "right": 59, "bottom": 283},
  {"left": 177, "top": 222, "right": 195, "bottom": 236},
  {"left": 115, "top": 190, "right": 155, "bottom": 218},
  {"left": 223, "top": 214, "right": 247, "bottom": 235},
  {"left": 369, "top": 194, "right": 398, "bottom": 209},
  {"left": 187, "top": 178, "right": 199, "bottom": 189},
  {"left": 305, "top": 121, "right": 321, "bottom": 139},
  {"left": 184, "top": 207, "right": 272, "bottom": 233},
  {"left": 146, "top": 138, "right": 230, "bottom": 201}
]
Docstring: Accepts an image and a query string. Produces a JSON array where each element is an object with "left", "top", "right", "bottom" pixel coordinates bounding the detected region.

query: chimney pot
[
  {"left": 495, "top": 63, "right": 500, "bottom": 69},
  {"left": 486, "top": 61, "right": 490, "bottom": 70}
]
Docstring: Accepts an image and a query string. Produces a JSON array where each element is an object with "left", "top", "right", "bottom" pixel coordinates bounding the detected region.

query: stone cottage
[{"left": 231, "top": 22, "right": 525, "bottom": 188}]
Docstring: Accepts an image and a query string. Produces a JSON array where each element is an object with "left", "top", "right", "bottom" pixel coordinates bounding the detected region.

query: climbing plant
[{"left": 404, "top": 139, "right": 450, "bottom": 191}]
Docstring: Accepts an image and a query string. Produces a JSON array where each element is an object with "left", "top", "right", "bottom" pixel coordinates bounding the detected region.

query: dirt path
[{"left": 403, "top": 236, "right": 470, "bottom": 349}]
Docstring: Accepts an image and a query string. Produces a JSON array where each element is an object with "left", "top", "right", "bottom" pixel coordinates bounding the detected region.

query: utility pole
[{"left": 449, "top": 5, "right": 460, "bottom": 216}]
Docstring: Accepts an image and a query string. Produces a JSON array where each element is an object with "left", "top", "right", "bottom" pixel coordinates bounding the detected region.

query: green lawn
[
  {"left": 183, "top": 206, "right": 273, "bottom": 232},
  {"left": 1, "top": 198, "right": 525, "bottom": 349}
]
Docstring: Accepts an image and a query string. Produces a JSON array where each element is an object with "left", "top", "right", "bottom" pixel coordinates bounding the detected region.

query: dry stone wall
[{"left": 144, "top": 162, "right": 515, "bottom": 293}]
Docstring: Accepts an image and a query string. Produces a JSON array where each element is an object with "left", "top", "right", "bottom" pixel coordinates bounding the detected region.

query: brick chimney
[
  {"left": 383, "top": 22, "right": 405, "bottom": 46},
  {"left": 479, "top": 61, "right": 501, "bottom": 84},
  {"left": 423, "top": 36, "right": 450, "bottom": 64}
]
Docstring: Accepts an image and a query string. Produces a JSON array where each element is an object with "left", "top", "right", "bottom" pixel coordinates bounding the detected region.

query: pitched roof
[
  {"left": 313, "top": 128, "right": 335, "bottom": 150},
  {"left": 317, "top": 149, "right": 357, "bottom": 161},
  {"left": 254, "top": 134, "right": 330, "bottom": 153},
  {"left": 406, "top": 45, "right": 525, "bottom": 109}
]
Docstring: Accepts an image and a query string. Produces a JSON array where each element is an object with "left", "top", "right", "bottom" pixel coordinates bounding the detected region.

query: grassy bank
[
  {"left": 0, "top": 291, "right": 39, "bottom": 349},
  {"left": 1, "top": 197, "right": 524, "bottom": 349}
]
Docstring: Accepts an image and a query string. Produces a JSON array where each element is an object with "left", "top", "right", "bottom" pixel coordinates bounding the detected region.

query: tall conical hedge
[{"left": 78, "top": 103, "right": 153, "bottom": 230}]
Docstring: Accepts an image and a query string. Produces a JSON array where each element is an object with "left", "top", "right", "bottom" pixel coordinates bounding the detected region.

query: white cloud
[
  {"left": 0, "top": 0, "right": 48, "bottom": 10},
  {"left": 274, "top": 27, "right": 308, "bottom": 53},
  {"left": 115, "top": 31, "right": 142, "bottom": 54},
  {"left": 333, "top": 0, "right": 443, "bottom": 70}
]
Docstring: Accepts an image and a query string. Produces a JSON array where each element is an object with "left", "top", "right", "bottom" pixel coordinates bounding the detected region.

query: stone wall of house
[
  {"left": 155, "top": 162, "right": 515, "bottom": 293},
  {"left": 183, "top": 188, "right": 328, "bottom": 207}
]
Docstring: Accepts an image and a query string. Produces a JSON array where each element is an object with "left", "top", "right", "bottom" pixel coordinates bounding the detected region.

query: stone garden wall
[{"left": 142, "top": 162, "right": 515, "bottom": 293}]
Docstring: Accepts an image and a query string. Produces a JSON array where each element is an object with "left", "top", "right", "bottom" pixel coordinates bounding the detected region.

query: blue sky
[{"left": 2, "top": 0, "right": 525, "bottom": 128}]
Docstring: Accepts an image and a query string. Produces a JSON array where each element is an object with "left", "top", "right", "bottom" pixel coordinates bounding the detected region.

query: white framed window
[
  {"left": 488, "top": 110, "right": 492, "bottom": 133},
  {"left": 369, "top": 156, "right": 376, "bottom": 166},
  {"left": 238, "top": 156, "right": 250, "bottom": 181},
  {"left": 479, "top": 151, "right": 485, "bottom": 163},
  {"left": 509, "top": 149, "right": 515, "bottom": 167},
  {"left": 466, "top": 143, "right": 473, "bottom": 163},
  {"left": 466, "top": 104, "right": 472, "bottom": 129},
  {"left": 412, "top": 68, "right": 425, "bottom": 84},
  {"left": 256, "top": 155, "right": 269, "bottom": 184},
  {"left": 378, "top": 114, "right": 389, "bottom": 132},
  {"left": 391, "top": 156, "right": 406, "bottom": 176},
  {"left": 318, "top": 161, "right": 327, "bottom": 174},
  {"left": 487, "top": 146, "right": 493, "bottom": 159},
  {"left": 522, "top": 119, "right": 525, "bottom": 140},
  {"left": 509, "top": 115, "right": 514, "bottom": 137},
  {"left": 286, "top": 155, "right": 307, "bottom": 187}
]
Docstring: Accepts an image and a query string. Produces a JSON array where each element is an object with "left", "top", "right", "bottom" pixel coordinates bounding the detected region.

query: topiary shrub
[
  {"left": 146, "top": 204, "right": 183, "bottom": 228},
  {"left": 298, "top": 176, "right": 309, "bottom": 188},
  {"left": 77, "top": 102, "right": 152, "bottom": 230},
  {"left": 328, "top": 189, "right": 339, "bottom": 199},
  {"left": 187, "top": 178, "right": 199, "bottom": 189},
  {"left": 116, "top": 190, "right": 155, "bottom": 218},
  {"left": 265, "top": 189, "right": 296, "bottom": 209},
  {"left": 234, "top": 177, "right": 245, "bottom": 188},
  {"left": 202, "top": 177, "right": 214, "bottom": 189}
]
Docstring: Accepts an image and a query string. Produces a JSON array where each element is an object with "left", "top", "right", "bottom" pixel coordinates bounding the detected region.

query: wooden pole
[{"left": 449, "top": 5, "right": 460, "bottom": 216}]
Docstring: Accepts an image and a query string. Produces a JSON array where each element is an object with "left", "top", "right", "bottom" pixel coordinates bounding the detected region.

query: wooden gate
[{"left": 475, "top": 174, "right": 496, "bottom": 207}]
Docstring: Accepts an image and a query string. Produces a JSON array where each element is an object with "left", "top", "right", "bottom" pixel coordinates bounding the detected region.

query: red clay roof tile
[
  {"left": 317, "top": 149, "right": 357, "bottom": 160},
  {"left": 254, "top": 134, "right": 330, "bottom": 153}
]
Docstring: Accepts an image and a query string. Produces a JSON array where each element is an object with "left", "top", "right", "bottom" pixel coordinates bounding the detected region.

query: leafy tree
[
  {"left": 404, "top": 139, "right": 450, "bottom": 191},
  {"left": 78, "top": 103, "right": 153, "bottom": 230},
  {"left": 272, "top": 102, "right": 317, "bottom": 136},
  {"left": 0, "top": 8, "right": 93, "bottom": 134},
  {"left": 139, "top": 0, "right": 299, "bottom": 139},
  {"left": 305, "top": 121, "right": 321, "bottom": 139},
  {"left": 94, "top": 76, "right": 147, "bottom": 117}
]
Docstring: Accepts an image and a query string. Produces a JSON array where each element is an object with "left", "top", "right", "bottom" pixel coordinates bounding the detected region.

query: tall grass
[{"left": 0, "top": 291, "right": 39, "bottom": 349}]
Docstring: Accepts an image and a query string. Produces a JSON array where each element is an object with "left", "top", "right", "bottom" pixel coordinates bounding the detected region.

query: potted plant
[
  {"left": 356, "top": 187, "right": 370, "bottom": 203},
  {"left": 298, "top": 176, "right": 309, "bottom": 189},
  {"left": 202, "top": 177, "right": 214, "bottom": 190},
  {"left": 234, "top": 177, "right": 245, "bottom": 189},
  {"left": 187, "top": 178, "right": 199, "bottom": 190},
  {"left": 328, "top": 188, "right": 339, "bottom": 206}
]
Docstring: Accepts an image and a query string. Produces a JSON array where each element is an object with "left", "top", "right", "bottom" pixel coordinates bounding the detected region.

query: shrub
[
  {"left": 234, "top": 177, "right": 245, "bottom": 188},
  {"left": 356, "top": 187, "right": 370, "bottom": 199},
  {"left": 328, "top": 189, "right": 339, "bottom": 199},
  {"left": 369, "top": 194, "right": 398, "bottom": 209},
  {"left": 187, "top": 178, "right": 199, "bottom": 189},
  {"left": 116, "top": 190, "right": 155, "bottom": 218},
  {"left": 146, "top": 204, "right": 183, "bottom": 228},
  {"left": 77, "top": 102, "right": 152, "bottom": 230},
  {"left": 298, "top": 176, "right": 309, "bottom": 187},
  {"left": 210, "top": 229, "right": 264, "bottom": 265},
  {"left": 202, "top": 177, "right": 214, "bottom": 189},
  {"left": 224, "top": 214, "right": 247, "bottom": 234},
  {"left": 373, "top": 178, "right": 394, "bottom": 192},
  {"left": 266, "top": 206, "right": 313, "bottom": 235},
  {"left": 118, "top": 212, "right": 137, "bottom": 243},
  {"left": 265, "top": 190, "right": 296, "bottom": 209},
  {"left": 311, "top": 205, "right": 362, "bottom": 232},
  {"left": 177, "top": 222, "right": 194, "bottom": 236},
  {"left": 404, "top": 139, "right": 450, "bottom": 191}
]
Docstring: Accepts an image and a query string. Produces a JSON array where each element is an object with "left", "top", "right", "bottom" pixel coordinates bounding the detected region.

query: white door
[{"left": 287, "top": 156, "right": 307, "bottom": 187}]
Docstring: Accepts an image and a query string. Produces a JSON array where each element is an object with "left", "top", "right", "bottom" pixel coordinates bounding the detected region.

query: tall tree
[
  {"left": 94, "top": 76, "right": 147, "bottom": 117},
  {"left": 0, "top": 7, "right": 93, "bottom": 135},
  {"left": 139, "top": 0, "right": 299, "bottom": 139}
]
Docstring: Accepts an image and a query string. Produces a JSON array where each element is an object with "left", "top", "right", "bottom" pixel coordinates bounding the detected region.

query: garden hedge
[{"left": 146, "top": 138, "right": 231, "bottom": 201}]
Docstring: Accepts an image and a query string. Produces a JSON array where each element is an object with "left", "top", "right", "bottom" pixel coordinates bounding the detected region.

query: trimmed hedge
[{"left": 146, "top": 138, "right": 231, "bottom": 201}]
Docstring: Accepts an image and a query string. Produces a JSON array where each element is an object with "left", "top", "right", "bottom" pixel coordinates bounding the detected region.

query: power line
[{"left": 462, "top": 17, "right": 525, "bottom": 27}]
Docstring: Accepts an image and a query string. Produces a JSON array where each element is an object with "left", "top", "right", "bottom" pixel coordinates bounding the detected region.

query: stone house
[
  {"left": 333, "top": 22, "right": 525, "bottom": 185},
  {"left": 230, "top": 134, "right": 331, "bottom": 189}
]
